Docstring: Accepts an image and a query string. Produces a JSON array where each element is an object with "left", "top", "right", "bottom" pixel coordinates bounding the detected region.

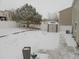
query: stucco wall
[
  {"left": 72, "top": 0, "right": 79, "bottom": 45},
  {"left": 59, "top": 7, "right": 72, "bottom": 25}
]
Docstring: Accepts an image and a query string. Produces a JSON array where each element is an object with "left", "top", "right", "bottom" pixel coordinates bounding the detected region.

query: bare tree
[{"left": 47, "top": 12, "right": 58, "bottom": 22}]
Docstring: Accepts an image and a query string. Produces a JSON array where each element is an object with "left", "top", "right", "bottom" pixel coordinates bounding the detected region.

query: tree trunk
[
  {"left": 27, "top": 24, "right": 29, "bottom": 28},
  {"left": 27, "top": 21, "right": 30, "bottom": 28}
]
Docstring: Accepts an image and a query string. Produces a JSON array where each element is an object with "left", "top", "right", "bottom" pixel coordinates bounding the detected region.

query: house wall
[
  {"left": 59, "top": 7, "right": 72, "bottom": 25},
  {"left": 72, "top": 0, "right": 79, "bottom": 45}
]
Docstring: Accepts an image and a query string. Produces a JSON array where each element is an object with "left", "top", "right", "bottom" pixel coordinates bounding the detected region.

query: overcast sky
[{"left": 0, "top": 0, "right": 73, "bottom": 18}]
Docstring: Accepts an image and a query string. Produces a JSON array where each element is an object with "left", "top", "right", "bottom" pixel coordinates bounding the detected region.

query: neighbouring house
[
  {"left": 0, "top": 10, "right": 12, "bottom": 21},
  {"left": 59, "top": 7, "right": 72, "bottom": 25},
  {"left": 0, "top": 10, "right": 17, "bottom": 28},
  {"left": 58, "top": 7, "right": 72, "bottom": 33},
  {"left": 72, "top": 0, "right": 79, "bottom": 46}
]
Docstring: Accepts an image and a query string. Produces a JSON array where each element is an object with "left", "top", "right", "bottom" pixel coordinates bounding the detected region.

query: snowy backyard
[
  {"left": 0, "top": 0, "right": 79, "bottom": 59},
  {"left": 0, "top": 21, "right": 79, "bottom": 59}
]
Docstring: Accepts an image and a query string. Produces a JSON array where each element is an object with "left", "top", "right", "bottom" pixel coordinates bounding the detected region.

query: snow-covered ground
[
  {"left": 0, "top": 23, "right": 79, "bottom": 59},
  {"left": 0, "top": 21, "right": 27, "bottom": 36},
  {"left": 59, "top": 26, "right": 77, "bottom": 48},
  {"left": 0, "top": 28, "right": 26, "bottom": 36},
  {"left": 0, "top": 30, "right": 60, "bottom": 59}
]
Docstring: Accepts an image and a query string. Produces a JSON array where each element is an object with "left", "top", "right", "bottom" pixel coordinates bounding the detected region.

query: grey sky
[{"left": 0, "top": 0, "right": 73, "bottom": 18}]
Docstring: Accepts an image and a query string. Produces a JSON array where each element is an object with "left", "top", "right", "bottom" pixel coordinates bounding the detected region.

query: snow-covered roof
[
  {"left": 59, "top": 0, "right": 74, "bottom": 13},
  {"left": 59, "top": 7, "right": 72, "bottom": 13}
]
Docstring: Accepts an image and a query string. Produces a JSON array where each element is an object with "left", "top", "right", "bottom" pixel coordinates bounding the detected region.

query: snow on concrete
[
  {"left": 63, "top": 34, "right": 77, "bottom": 48},
  {"left": 59, "top": 25, "right": 77, "bottom": 48}
]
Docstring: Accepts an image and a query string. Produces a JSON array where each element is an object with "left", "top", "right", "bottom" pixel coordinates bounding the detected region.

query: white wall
[{"left": 0, "top": 21, "right": 17, "bottom": 28}]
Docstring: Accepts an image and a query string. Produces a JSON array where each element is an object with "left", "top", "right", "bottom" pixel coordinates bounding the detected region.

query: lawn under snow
[{"left": 0, "top": 30, "right": 60, "bottom": 59}]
